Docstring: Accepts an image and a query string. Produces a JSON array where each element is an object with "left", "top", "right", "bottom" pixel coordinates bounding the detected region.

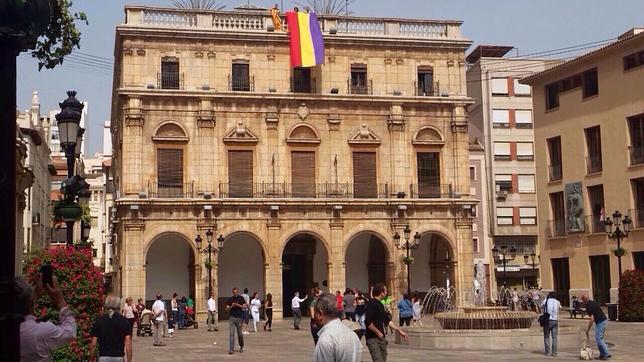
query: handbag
[{"left": 538, "top": 297, "right": 550, "bottom": 327}]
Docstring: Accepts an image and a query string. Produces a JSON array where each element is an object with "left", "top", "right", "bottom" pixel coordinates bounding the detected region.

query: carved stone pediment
[
  {"left": 124, "top": 108, "right": 144, "bottom": 127},
  {"left": 223, "top": 121, "right": 258, "bottom": 144},
  {"left": 286, "top": 123, "right": 320, "bottom": 145},
  {"left": 197, "top": 110, "right": 215, "bottom": 128},
  {"left": 348, "top": 124, "right": 381, "bottom": 146},
  {"left": 413, "top": 126, "right": 445, "bottom": 146}
]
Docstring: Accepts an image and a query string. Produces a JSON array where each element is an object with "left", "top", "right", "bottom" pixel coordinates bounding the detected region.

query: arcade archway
[
  {"left": 145, "top": 233, "right": 195, "bottom": 305},
  {"left": 345, "top": 232, "right": 389, "bottom": 293},
  {"left": 410, "top": 233, "right": 455, "bottom": 294}
]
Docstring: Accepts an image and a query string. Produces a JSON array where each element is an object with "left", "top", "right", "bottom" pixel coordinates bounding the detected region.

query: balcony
[
  {"left": 409, "top": 183, "right": 453, "bottom": 199},
  {"left": 547, "top": 219, "right": 566, "bottom": 238},
  {"left": 149, "top": 182, "right": 194, "bottom": 198},
  {"left": 157, "top": 71, "right": 184, "bottom": 90},
  {"left": 586, "top": 155, "right": 603, "bottom": 173},
  {"left": 548, "top": 165, "right": 562, "bottom": 181},
  {"left": 586, "top": 214, "right": 605, "bottom": 234},
  {"left": 414, "top": 81, "right": 440, "bottom": 96},
  {"left": 630, "top": 146, "right": 644, "bottom": 165},
  {"left": 630, "top": 208, "right": 644, "bottom": 228},
  {"left": 228, "top": 74, "right": 254, "bottom": 92},
  {"left": 348, "top": 79, "right": 372, "bottom": 95}
]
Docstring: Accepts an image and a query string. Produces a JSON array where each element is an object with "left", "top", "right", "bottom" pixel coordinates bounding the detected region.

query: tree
[
  {"left": 171, "top": 0, "right": 226, "bottom": 10},
  {"left": 297, "top": 0, "right": 356, "bottom": 15}
]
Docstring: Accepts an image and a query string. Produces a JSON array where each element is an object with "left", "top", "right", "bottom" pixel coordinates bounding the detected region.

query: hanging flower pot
[
  {"left": 612, "top": 248, "right": 627, "bottom": 258},
  {"left": 204, "top": 260, "right": 213, "bottom": 270},
  {"left": 53, "top": 201, "right": 82, "bottom": 222},
  {"left": 403, "top": 256, "right": 414, "bottom": 265}
]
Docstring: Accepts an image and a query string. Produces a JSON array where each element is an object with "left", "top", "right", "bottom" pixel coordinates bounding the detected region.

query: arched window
[
  {"left": 152, "top": 122, "right": 188, "bottom": 198},
  {"left": 413, "top": 126, "right": 444, "bottom": 198}
]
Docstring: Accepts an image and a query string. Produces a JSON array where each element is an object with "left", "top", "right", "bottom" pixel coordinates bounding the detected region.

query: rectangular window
[
  {"left": 353, "top": 152, "right": 377, "bottom": 198},
  {"left": 228, "top": 150, "right": 253, "bottom": 198},
  {"left": 589, "top": 255, "right": 611, "bottom": 305},
  {"left": 513, "top": 78, "right": 531, "bottom": 96},
  {"left": 469, "top": 166, "right": 476, "bottom": 180},
  {"left": 495, "top": 174, "right": 512, "bottom": 193},
  {"left": 588, "top": 184, "right": 605, "bottom": 233},
  {"left": 291, "top": 151, "right": 316, "bottom": 197},
  {"left": 491, "top": 78, "right": 508, "bottom": 96},
  {"left": 545, "top": 83, "right": 559, "bottom": 110},
  {"left": 550, "top": 191, "right": 565, "bottom": 236},
  {"left": 519, "top": 207, "right": 537, "bottom": 225},
  {"left": 292, "top": 67, "right": 312, "bottom": 93},
  {"left": 350, "top": 64, "right": 368, "bottom": 94},
  {"left": 496, "top": 207, "right": 514, "bottom": 225},
  {"left": 417, "top": 67, "right": 435, "bottom": 96},
  {"left": 472, "top": 238, "right": 479, "bottom": 253},
  {"left": 417, "top": 152, "right": 441, "bottom": 198},
  {"left": 551, "top": 257, "right": 571, "bottom": 306},
  {"left": 633, "top": 177, "right": 644, "bottom": 228},
  {"left": 515, "top": 110, "right": 533, "bottom": 129},
  {"left": 547, "top": 136, "right": 562, "bottom": 181},
  {"left": 231, "top": 61, "right": 251, "bottom": 91},
  {"left": 518, "top": 174, "right": 535, "bottom": 193},
  {"left": 156, "top": 148, "right": 183, "bottom": 198},
  {"left": 494, "top": 142, "right": 511, "bottom": 161},
  {"left": 634, "top": 251, "right": 644, "bottom": 271},
  {"left": 160, "top": 57, "right": 180, "bottom": 89},
  {"left": 623, "top": 50, "right": 644, "bottom": 71},
  {"left": 585, "top": 126, "right": 602, "bottom": 173},
  {"left": 492, "top": 109, "right": 510, "bottom": 128},
  {"left": 628, "top": 113, "right": 644, "bottom": 165},
  {"left": 583, "top": 68, "right": 599, "bottom": 98},
  {"left": 516, "top": 142, "right": 534, "bottom": 161}
]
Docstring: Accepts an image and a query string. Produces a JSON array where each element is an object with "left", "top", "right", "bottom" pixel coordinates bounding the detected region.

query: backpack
[{"left": 538, "top": 297, "right": 550, "bottom": 327}]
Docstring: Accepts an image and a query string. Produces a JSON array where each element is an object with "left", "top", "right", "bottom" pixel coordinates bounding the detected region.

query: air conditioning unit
[{"left": 496, "top": 191, "right": 508, "bottom": 199}]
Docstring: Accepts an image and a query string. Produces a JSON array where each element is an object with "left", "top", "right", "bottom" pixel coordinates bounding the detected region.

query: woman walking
[
  {"left": 122, "top": 297, "right": 136, "bottom": 334},
  {"left": 250, "top": 292, "right": 261, "bottom": 332},
  {"left": 354, "top": 291, "right": 367, "bottom": 330},
  {"left": 263, "top": 293, "right": 273, "bottom": 331},
  {"left": 412, "top": 295, "right": 423, "bottom": 327}
]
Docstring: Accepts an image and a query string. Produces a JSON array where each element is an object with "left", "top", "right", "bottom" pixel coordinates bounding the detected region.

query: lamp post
[
  {"left": 492, "top": 245, "right": 517, "bottom": 287},
  {"left": 195, "top": 230, "right": 225, "bottom": 298},
  {"left": 395, "top": 225, "right": 421, "bottom": 297},
  {"left": 604, "top": 210, "right": 631, "bottom": 284},
  {"left": 523, "top": 252, "right": 538, "bottom": 287}
]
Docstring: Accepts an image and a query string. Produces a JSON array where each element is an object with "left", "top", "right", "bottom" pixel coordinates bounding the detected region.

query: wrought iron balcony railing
[
  {"left": 586, "top": 155, "right": 603, "bottom": 174},
  {"left": 547, "top": 219, "right": 566, "bottom": 238},
  {"left": 548, "top": 164, "right": 563, "bottom": 181},
  {"left": 149, "top": 181, "right": 195, "bottom": 198},
  {"left": 630, "top": 146, "right": 644, "bottom": 165}
]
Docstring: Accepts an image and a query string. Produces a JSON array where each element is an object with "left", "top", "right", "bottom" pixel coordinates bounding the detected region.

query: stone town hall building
[{"left": 110, "top": 5, "right": 476, "bottom": 318}]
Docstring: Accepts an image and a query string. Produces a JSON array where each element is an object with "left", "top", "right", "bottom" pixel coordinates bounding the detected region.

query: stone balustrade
[{"left": 124, "top": 6, "right": 464, "bottom": 40}]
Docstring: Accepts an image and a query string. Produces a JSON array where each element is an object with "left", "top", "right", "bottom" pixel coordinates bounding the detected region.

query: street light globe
[
  {"left": 55, "top": 91, "right": 84, "bottom": 148},
  {"left": 194, "top": 234, "right": 203, "bottom": 251}
]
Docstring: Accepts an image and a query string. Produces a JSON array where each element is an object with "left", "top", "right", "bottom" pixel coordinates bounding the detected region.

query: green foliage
[
  {"left": 23, "top": 247, "right": 104, "bottom": 360},
  {"left": 31, "top": 0, "right": 88, "bottom": 70},
  {"left": 79, "top": 202, "right": 91, "bottom": 224},
  {"left": 171, "top": 0, "right": 225, "bottom": 10},
  {"left": 618, "top": 269, "right": 644, "bottom": 322},
  {"left": 297, "top": 0, "right": 356, "bottom": 15}
]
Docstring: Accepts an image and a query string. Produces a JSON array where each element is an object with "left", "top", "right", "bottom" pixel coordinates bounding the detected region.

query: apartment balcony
[
  {"left": 586, "top": 155, "right": 603, "bottom": 174},
  {"left": 157, "top": 71, "right": 184, "bottom": 90},
  {"left": 548, "top": 165, "right": 562, "bottom": 181},
  {"left": 630, "top": 146, "right": 644, "bottom": 165},
  {"left": 228, "top": 74, "right": 255, "bottom": 92},
  {"left": 149, "top": 181, "right": 195, "bottom": 198},
  {"left": 547, "top": 219, "right": 566, "bottom": 238},
  {"left": 409, "top": 183, "right": 453, "bottom": 199},
  {"left": 414, "top": 81, "right": 440, "bottom": 96},
  {"left": 348, "top": 79, "right": 372, "bottom": 95}
]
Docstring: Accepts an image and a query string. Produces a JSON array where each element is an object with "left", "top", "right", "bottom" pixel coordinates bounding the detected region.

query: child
[{"left": 412, "top": 296, "right": 423, "bottom": 327}]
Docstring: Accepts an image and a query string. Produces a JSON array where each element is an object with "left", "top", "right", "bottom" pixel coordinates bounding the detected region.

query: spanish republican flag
[{"left": 286, "top": 11, "right": 325, "bottom": 68}]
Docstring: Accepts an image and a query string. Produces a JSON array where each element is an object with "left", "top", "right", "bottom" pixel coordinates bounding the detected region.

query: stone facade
[{"left": 111, "top": 6, "right": 476, "bottom": 318}]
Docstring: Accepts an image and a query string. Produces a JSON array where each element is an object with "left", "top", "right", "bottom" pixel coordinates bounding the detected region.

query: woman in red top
[{"left": 335, "top": 291, "right": 344, "bottom": 319}]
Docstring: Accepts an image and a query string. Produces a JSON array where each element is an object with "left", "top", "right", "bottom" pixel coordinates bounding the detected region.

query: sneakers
[
  {"left": 240, "top": 346, "right": 244, "bottom": 353},
  {"left": 599, "top": 355, "right": 612, "bottom": 360},
  {"left": 242, "top": 330, "right": 250, "bottom": 335}
]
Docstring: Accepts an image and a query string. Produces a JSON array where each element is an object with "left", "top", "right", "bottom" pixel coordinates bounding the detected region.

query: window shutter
[
  {"left": 291, "top": 151, "right": 316, "bottom": 197},
  {"left": 491, "top": 78, "right": 508, "bottom": 95},
  {"left": 353, "top": 152, "right": 377, "bottom": 198},
  {"left": 228, "top": 150, "right": 253, "bottom": 197},
  {"left": 417, "top": 152, "right": 440, "bottom": 198},
  {"left": 157, "top": 148, "right": 183, "bottom": 197}
]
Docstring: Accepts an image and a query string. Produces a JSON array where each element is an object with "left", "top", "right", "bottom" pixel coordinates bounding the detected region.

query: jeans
[
  {"left": 207, "top": 310, "right": 218, "bottom": 331},
  {"left": 171, "top": 310, "right": 178, "bottom": 327},
  {"left": 399, "top": 316, "right": 412, "bottom": 326},
  {"left": 178, "top": 310, "right": 186, "bottom": 329},
  {"left": 357, "top": 313, "right": 366, "bottom": 329},
  {"left": 595, "top": 320, "right": 610, "bottom": 357},
  {"left": 152, "top": 319, "right": 166, "bottom": 345},
  {"left": 543, "top": 320, "right": 558, "bottom": 355},
  {"left": 366, "top": 337, "right": 388, "bottom": 362},
  {"left": 228, "top": 316, "right": 244, "bottom": 352},
  {"left": 293, "top": 308, "right": 302, "bottom": 328},
  {"left": 264, "top": 308, "right": 273, "bottom": 329},
  {"left": 310, "top": 319, "right": 320, "bottom": 345},
  {"left": 98, "top": 358, "right": 125, "bottom": 362}
]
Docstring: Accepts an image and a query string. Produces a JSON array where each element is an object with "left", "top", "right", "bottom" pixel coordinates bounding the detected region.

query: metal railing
[
  {"left": 348, "top": 78, "right": 372, "bottom": 95},
  {"left": 157, "top": 71, "right": 184, "bottom": 90},
  {"left": 218, "top": 182, "right": 392, "bottom": 199},
  {"left": 290, "top": 77, "right": 315, "bottom": 93},
  {"left": 548, "top": 165, "right": 562, "bottom": 181},
  {"left": 586, "top": 155, "right": 603, "bottom": 173},
  {"left": 149, "top": 181, "right": 194, "bottom": 198},
  {"left": 547, "top": 219, "right": 566, "bottom": 238},
  {"left": 409, "top": 183, "right": 453, "bottom": 199},
  {"left": 586, "top": 214, "right": 605, "bottom": 234},
  {"left": 228, "top": 74, "right": 254, "bottom": 92},
  {"left": 630, "top": 146, "right": 644, "bottom": 165},
  {"left": 629, "top": 208, "right": 644, "bottom": 228},
  {"left": 414, "top": 81, "right": 440, "bottom": 96}
]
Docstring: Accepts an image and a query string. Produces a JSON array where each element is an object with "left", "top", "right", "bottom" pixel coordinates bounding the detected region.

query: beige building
[
  {"left": 110, "top": 5, "right": 476, "bottom": 318},
  {"left": 523, "top": 28, "right": 644, "bottom": 306}
]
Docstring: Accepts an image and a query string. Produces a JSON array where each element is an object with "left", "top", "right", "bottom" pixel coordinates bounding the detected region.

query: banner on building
[{"left": 286, "top": 10, "right": 325, "bottom": 68}]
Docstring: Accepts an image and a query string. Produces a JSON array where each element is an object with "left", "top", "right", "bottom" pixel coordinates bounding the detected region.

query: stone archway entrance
[
  {"left": 217, "top": 232, "right": 265, "bottom": 319},
  {"left": 345, "top": 232, "right": 389, "bottom": 293},
  {"left": 410, "top": 233, "right": 455, "bottom": 294},
  {"left": 282, "top": 233, "right": 328, "bottom": 317},
  {"left": 145, "top": 233, "right": 195, "bottom": 306}
]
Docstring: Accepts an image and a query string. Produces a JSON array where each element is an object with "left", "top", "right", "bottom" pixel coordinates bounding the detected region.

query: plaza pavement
[{"left": 132, "top": 317, "right": 644, "bottom": 361}]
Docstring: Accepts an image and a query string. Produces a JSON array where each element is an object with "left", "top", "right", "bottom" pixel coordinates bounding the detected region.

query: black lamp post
[
  {"left": 604, "top": 210, "right": 631, "bottom": 284},
  {"left": 196, "top": 230, "right": 224, "bottom": 298},
  {"left": 523, "top": 252, "right": 538, "bottom": 287},
  {"left": 492, "top": 245, "right": 517, "bottom": 287},
  {"left": 395, "top": 225, "right": 421, "bottom": 297}
]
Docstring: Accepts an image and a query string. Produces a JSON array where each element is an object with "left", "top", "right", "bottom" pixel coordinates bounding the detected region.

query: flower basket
[
  {"left": 53, "top": 201, "right": 82, "bottom": 222},
  {"left": 403, "top": 256, "right": 414, "bottom": 265},
  {"left": 612, "top": 248, "right": 627, "bottom": 257},
  {"left": 204, "top": 260, "right": 213, "bottom": 270}
]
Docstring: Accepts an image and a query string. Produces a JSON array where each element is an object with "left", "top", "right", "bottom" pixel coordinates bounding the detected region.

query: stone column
[
  {"left": 122, "top": 223, "right": 145, "bottom": 301},
  {"left": 329, "top": 224, "right": 345, "bottom": 293},
  {"left": 454, "top": 219, "right": 474, "bottom": 306},
  {"left": 266, "top": 224, "right": 283, "bottom": 319},
  {"left": 123, "top": 98, "right": 144, "bottom": 196}
]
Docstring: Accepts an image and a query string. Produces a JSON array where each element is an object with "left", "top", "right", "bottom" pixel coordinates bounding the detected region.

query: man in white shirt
[
  {"left": 151, "top": 293, "right": 166, "bottom": 346},
  {"left": 291, "top": 291, "right": 308, "bottom": 330},
  {"left": 241, "top": 288, "right": 250, "bottom": 335},
  {"left": 541, "top": 291, "right": 561, "bottom": 357},
  {"left": 19, "top": 276, "right": 77, "bottom": 361},
  {"left": 312, "top": 293, "right": 361, "bottom": 362},
  {"left": 207, "top": 293, "right": 218, "bottom": 332}
]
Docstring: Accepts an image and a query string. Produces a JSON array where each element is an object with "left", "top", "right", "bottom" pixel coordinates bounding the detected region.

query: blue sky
[{"left": 17, "top": 0, "right": 644, "bottom": 154}]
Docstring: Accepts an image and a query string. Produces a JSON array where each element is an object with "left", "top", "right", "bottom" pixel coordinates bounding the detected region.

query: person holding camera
[{"left": 18, "top": 275, "right": 77, "bottom": 361}]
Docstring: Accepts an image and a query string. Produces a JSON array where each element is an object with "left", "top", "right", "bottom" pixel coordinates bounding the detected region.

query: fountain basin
[{"left": 435, "top": 308, "right": 537, "bottom": 329}]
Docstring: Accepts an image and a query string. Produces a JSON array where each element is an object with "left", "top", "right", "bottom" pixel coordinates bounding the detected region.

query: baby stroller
[
  {"left": 184, "top": 306, "right": 199, "bottom": 329},
  {"left": 139, "top": 313, "right": 153, "bottom": 336}
]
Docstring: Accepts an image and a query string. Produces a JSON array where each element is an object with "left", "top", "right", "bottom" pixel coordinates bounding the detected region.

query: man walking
[
  {"left": 364, "top": 283, "right": 408, "bottom": 362},
  {"left": 343, "top": 289, "right": 356, "bottom": 322},
  {"left": 226, "top": 287, "right": 247, "bottom": 355},
  {"left": 207, "top": 293, "right": 218, "bottom": 332},
  {"left": 151, "top": 293, "right": 166, "bottom": 346},
  {"left": 541, "top": 291, "right": 561, "bottom": 357},
  {"left": 241, "top": 288, "right": 251, "bottom": 335},
  {"left": 291, "top": 291, "right": 308, "bottom": 330},
  {"left": 582, "top": 294, "right": 611, "bottom": 360},
  {"left": 312, "top": 293, "right": 361, "bottom": 362},
  {"left": 90, "top": 295, "right": 133, "bottom": 362}
]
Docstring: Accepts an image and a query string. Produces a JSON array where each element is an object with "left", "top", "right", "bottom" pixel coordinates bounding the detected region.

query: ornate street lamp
[
  {"left": 196, "top": 230, "right": 224, "bottom": 298},
  {"left": 396, "top": 225, "right": 420, "bottom": 297},
  {"left": 55, "top": 91, "right": 83, "bottom": 178},
  {"left": 493, "top": 245, "right": 516, "bottom": 287},
  {"left": 604, "top": 210, "right": 631, "bottom": 284},
  {"left": 80, "top": 220, "right": 91, "bottom": 243}
]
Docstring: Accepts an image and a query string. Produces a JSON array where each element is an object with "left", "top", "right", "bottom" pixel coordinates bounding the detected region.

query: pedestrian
[
  {"left": 90, "top": 295, "right": 133, "bottom": 362},
  {"left": 122, "top": 297, "right": 136, "bottom": 335},
  {"left": 365, "top": 283, "right": 408, "bottom": 362},
  {"left": 582, "top": 294, "right": 611, "bottom": 360},
  {"left": 18, "top": 276, "right": 77, "bottom": 361},
  {"left": 397, "top": 294, "right": 413, "bottom": 326},
  {"left": 412, "top": 295, "right": 423, "bottom": 327},
  {"left": 151, "top": 293, "right": 166, "bottom": 346},
  {"left": 541, "top": 291, "right": 561, "bottom": 357},
  {"left": 335, "top": 291, "right": 344, "bottom": 319},
  {"left": 381, "top": 293, "right": 394, "bottom": 335},
  {"left": 312, "top": 293, "right": 361, "bottom": 362},
  {"left": 355, "top": 291, "right": 367, "bottom": 331},
  {"left": 291, "top": 291, "right": 308, "bottom": 330},
  {"left": 226, "top": 287, "right": 247, "bottom": 355},
  {"left": 186, "top": 296, "right": 195, "bottom": 324},
  {"left": 170, "top": 293, "right": 179, "bottom": 330},
  {"left": 207, "top": 292, "right": 218, "bottom": 332},
  {"left": 343, "top": 288, "right": 356, "bottom": 322},
  {"left": 263, "top": 293, "right": 273, "bottom": 331},
  {"left": 309, "top": 287, "right": 322, "bottom": 344},
  {"left": 533, "top": 289, "right": 542, "bottom": 313},
  {"left": 178, "top": 296, "right": 187, "bottom": 329},
  {"left": 512, "top": 288, "right": 519, "bottom": 311},
  {"left": 250, "top": 292, "right": 261, "bottom": 332},
  {"left": 241, "top": 288, "right": 251, "bottom": 335},
  {"left": 135, "top": 298, "right": 145, "bottom": 336}
]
